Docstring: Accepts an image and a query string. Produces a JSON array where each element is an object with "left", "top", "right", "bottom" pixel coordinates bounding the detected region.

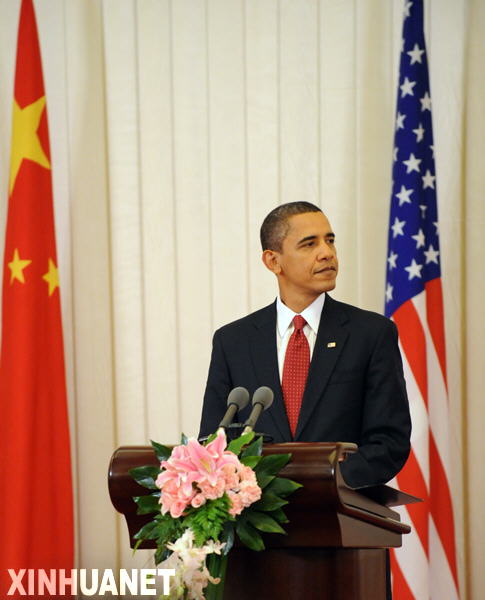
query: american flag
[{"left": 385, "top": 1, "right": 460, "bottom": 598}]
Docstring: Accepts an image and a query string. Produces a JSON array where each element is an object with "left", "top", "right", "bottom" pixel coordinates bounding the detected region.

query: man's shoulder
[
  {"left": 214, "top": 301, "right": 276, "bottom": 339},
  {"left": 326, "top": 295, "right": 395, "bottom": 331}
]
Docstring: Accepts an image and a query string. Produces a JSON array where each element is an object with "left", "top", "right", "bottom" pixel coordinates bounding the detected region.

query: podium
[{"left": 109, "top": 442, "right": 417, "bottom": 600}]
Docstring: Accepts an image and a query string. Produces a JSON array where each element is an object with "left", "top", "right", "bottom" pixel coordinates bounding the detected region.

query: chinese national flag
[{"left": 0, "top": 0, "right": 74, "bottom": 596}]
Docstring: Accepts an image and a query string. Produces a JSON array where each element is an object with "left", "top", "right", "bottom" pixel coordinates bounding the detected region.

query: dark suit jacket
[{"left": 199, "top": 294, "right": 411, "bottom": 488}]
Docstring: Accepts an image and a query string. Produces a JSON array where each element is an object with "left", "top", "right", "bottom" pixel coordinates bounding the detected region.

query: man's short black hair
[{"left": 260, "top": 201, "right": 322, "bottom": 252}]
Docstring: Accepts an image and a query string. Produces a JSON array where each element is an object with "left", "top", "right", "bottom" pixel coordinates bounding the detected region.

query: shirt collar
[{"left": 276, "top": 292, "right": 326, "bottom": 337}]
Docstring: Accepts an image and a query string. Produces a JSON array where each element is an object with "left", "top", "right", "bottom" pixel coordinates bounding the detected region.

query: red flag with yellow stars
[{"left": 0, "top": 0, "right": 74, "bottom": 596}]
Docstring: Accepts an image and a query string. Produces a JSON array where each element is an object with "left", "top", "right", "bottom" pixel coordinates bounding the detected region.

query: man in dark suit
[{"left": 199, "top": 201, "right": 411, "bottom": 490}]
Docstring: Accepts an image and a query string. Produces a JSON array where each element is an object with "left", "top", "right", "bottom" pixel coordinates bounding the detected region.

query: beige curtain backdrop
[{"left": 0, "top": 0, "right": 482, "bottom": 597}]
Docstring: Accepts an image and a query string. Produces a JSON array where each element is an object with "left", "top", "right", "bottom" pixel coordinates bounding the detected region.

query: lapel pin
[{"left": 327, "top": 342, "right": 336, "bottom": 348}]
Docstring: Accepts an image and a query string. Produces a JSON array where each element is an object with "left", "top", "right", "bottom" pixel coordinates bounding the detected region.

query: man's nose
[{"left": 317, "top": 241, "right": 334, "bottom": 260}]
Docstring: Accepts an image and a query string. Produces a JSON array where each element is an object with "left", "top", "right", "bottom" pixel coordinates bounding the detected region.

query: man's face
[{"left": 270, "top": 211, "right": 338, "bottom": 306}]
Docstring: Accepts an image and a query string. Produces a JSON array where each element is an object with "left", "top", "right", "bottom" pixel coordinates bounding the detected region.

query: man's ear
[{"left": 262, "top": 249, "right": 282, "bottom": 275}]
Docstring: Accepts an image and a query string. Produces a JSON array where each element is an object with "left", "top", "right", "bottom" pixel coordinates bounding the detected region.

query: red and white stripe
[{"left": 390, "top": 279, "right": 459, "bottom": 599}]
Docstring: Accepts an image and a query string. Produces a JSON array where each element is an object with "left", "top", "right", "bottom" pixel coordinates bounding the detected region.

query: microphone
[
  {"left": 218, "top": 387, "right": 250, "bottom": 430},
  {"left": 243, "top": 386, "right": 274, "bottom": 433}
]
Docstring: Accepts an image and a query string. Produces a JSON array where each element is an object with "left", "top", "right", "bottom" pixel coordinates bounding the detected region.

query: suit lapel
[
  {"left": 295, "top": 295, "right": 349, "bottom": 439},
  {"left": 248, "top": 303, "right": 292, "bottom": 441}
]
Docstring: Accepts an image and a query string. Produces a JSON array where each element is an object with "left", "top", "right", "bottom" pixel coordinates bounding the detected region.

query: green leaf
[
  {"left": 133, "top": 494, "right": 160, "bottom": 515},
  {"left": 204, "top": 432, "right": 218, "bottom": 444},
  {"left": 255, "top": 453, "right": 291, "bottom": 477},
  {"left": 180, "top": 433, "right": 189, "bottom": 445},
  {"left": 246, "top": 511, "right": 286, "bottom": 534},
  {"left": 236, "top": 521, "right": 265, "bottom": 551},
  {"left": 153, "top": 514, "right": 185, "bottom": 548},
  {"left": 255, "top": 473, "right": 275, "bottom": 489},
  {"left": 154, "top": 546, "right": 170, "bottom": 566},
  {"left": 129, "top": 465, "right": 160, "bottom": 490},
  {"left": 227, "top": 431, "right": 255, "bottom": 455},
  {"left": 184, "top": 496, "right": 231, "bottom": 546},
  {"left": 241, "top": 436, "right": 263, "bottom": 458},
  {"left": 265, "top": 477, "right": 302, "bottom": 498},
  {"left": 253, "top": 492, "right": 288, "bottom": 512},
  {"left": 150, "top": 440, "right": 172, "bottom": 462},
  {"left": 133, "top": 519, "right": 159, "bottom": 541},
  {"left": 268, "top": 507, "right": 289, "bottom": 524},
  {"left": 240, "top": 455, "right": 261, "bottom": 469}
]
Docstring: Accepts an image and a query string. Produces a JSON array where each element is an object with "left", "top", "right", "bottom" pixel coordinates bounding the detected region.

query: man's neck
[{"left": 279, "top": 293, "right": 322, "bottom": 314}]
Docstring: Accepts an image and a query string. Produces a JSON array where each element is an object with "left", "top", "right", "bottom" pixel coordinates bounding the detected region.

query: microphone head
[
  {"left": 252, "top": 386, "right": 274, "bottom": 410},
  {"left": 227, "top": 387, "right": 250, "bottom": 410}
]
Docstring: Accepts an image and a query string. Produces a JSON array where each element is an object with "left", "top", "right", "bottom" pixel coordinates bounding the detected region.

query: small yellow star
[
  {"left": 9, "top": 96, "right": 51, "bottom": 194},
  {"left": 8, "top": 248, "right": 32, "bottom": 284},
  {"left": 42, "top": 258, "right": 59, "bottom": 296}
]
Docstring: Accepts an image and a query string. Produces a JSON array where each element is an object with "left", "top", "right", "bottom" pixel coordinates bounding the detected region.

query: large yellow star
[
  {"left": 8, "top": 248, "right": 32, "bottom": 284},
  {"left": 9, "top": 96, "right": 51, "bottom": 194},
  {"left": 42, "top": 258, "right": 59, "bottom": 296}
]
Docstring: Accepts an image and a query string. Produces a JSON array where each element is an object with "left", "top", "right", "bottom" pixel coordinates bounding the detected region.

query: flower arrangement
[{"left": 129, "top": 429, "right": 301, "bottom": 600}]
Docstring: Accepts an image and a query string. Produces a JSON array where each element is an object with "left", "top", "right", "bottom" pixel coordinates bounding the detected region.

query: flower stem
[{"left": 205, "top": 554, "right": 228, "bottom": 600}]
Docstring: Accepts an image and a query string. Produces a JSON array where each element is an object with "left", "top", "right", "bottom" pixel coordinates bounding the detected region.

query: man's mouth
[{"left": 314, "top": 266, "right": 336, "bottom": 274}]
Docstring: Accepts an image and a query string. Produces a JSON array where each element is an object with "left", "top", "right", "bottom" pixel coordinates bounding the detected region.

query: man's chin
[{"left": 317, "top": 279, "right": 337, "bottom": 293}]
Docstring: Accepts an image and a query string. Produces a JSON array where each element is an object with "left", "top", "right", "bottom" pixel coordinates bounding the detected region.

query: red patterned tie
[{"left": 282, "top": 315, "right": 310, "bottom": 437}]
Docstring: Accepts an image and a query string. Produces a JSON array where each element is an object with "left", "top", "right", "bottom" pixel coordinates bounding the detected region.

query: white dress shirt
[{"left": 276, "top": 292, "right": 326, "bottom": 381}]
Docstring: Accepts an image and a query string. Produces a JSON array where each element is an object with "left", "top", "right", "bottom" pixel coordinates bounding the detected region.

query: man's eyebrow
[
  {"left": 297, "top": 235, "right": 317, "bottom": 245},
  {"left": 297, "top": 232, "right": 335, "bottom": 245}
]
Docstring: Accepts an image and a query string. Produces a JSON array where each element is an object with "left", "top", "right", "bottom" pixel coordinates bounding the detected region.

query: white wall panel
[
  {"left": 207, "top": 0, "right": 249, "bottom": 329},
  {"left": 245, "top": 0, "right": 280, "bottom": 311},
  {"left": 171, "top": 0, "right": 212, "bottom": 437},
  {"left": 136, "top": 0, "right": 181, "bottom": 445},
  {"left": 280, "top": 0, "right": 320, "bottom": 206},
  {"left": 102, "top": 0, "right": 147, "bottom": 446},
  {"left": 464, "top": 3, "right": 485, "bottom": 598},
  {"left": 102, "top": 1, "right": 148, "bottom": 569},
  {"left": 354, "top": 0, "right": 394, "bottom": 312},
  {"left": 428, "top": 2, "right": 466, "bottom": 592}
]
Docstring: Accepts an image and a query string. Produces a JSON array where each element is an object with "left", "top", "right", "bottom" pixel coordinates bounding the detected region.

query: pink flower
[
  {"left": 223, "top": 462, "right": 262, "bottom": 515},
  {"left": 198, "top": 478, "right": 226, "bottom": 500},
  {"left": 157, "top": 445, "right": 199, "bottom": 498},
  {"left": 184, "top": 431, "right": 239, "bottom": 487},
  {"left": 239, "top": 465, "right": 257, "bottom": 483},
  {"left": 191, "top": 493, "right": 206, "bottom": 509},
  {"left": 227, "top": 480, "right": 262, "bottom": 516},
  {"left": 155, "top": 430, "right": 262, "bottom": 520},
  {"left": 239, "top": 483, "right": 262, "bottom": 505},
  {"left": 156, "top": 431, "right": 243, "bottom": 512},
  {"left": 221, "top": 463, "right": 239, "bottom": 489},
  {"left": 169, "top": 499, "right": 189, "bottom": 519},
  {"left": 227, "top": 492, "right": 245, "bottom": 517},
  {"left": 158, "top": 467, "right": 197, "bottom": 518}
]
